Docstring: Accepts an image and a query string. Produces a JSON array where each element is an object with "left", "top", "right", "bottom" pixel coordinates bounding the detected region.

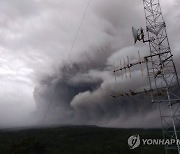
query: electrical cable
[{"left": 40, "top": 0, "right": 92, "bottom": 127}]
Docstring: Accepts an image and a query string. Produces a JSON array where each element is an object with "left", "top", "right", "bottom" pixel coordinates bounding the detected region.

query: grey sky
[{"left": 0, "top": 0, "right": 180, "bottom": 128}]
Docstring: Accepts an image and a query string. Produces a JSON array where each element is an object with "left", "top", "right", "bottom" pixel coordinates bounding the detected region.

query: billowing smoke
[
  {"left": 0, "top": 0, "right": 179, "bottom": 128},
  {"left": 33, "top": 46, "right": 160, "bottom": 128},
  {"left": 33, "top": 0, "right": 180, "bottom": 128}
]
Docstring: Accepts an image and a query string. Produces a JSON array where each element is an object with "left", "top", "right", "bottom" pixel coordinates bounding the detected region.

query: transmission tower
[
  {"left": 143, "top": 0, "right": 180, "bottom": 153},
  {"left": 112, "top": 0, "right": 180, "bottom": 153}
]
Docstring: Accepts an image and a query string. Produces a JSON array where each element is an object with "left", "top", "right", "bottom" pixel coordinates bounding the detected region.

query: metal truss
[
  {"left": 112, "top": 1, "right": 180, "bottom": 153},
  {"left": 143, "top": 0, "right": 180, "bottom": 153}
]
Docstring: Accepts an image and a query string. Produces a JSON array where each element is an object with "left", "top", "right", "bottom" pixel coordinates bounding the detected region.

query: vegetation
[{"left": 0, "top": 126, "right": 171, "bottom": 154}]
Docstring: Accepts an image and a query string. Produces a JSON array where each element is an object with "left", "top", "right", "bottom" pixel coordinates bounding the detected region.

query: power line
[
  {"left": 66, "top": 0, "right": 91, "bottom": 64},
  {"left": 40, "top": 0, "right": 92, "bottom": 127}
]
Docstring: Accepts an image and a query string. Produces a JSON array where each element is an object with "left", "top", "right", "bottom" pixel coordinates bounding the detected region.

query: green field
[{"left": 0, "top": 126, "right": 174, "bottom": 154}]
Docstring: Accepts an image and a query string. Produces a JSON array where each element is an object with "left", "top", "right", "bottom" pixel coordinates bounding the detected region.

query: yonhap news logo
[
  {"left": 128, "top": 135, "right": 140, "bottom": 149},
  {"left": 128, "top": 134, "right": 180, "bottom": 149}
]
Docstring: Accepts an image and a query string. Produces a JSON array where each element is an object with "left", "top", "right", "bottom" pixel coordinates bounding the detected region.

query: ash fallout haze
[{"left": 0, "top": 0, "right": 180, "bottom": 128}]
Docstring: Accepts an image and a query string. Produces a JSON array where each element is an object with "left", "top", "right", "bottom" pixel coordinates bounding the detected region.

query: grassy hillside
[{"left": 0, "top": 126, "right": 172, "bottom": 154}]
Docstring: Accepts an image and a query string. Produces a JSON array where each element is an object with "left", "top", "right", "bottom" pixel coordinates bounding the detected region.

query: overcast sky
[{"left": 0, "top": 0, "right": 180, "bottom": 128}]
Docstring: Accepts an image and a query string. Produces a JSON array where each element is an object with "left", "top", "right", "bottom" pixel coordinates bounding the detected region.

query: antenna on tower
[
  {"left": 123, "top": 58, "right": 127, "bottom": 79},
  {"left": 113, "top": 62, "right": 117, "bottom": 82},
  {"left": 138, "top": 51, "right": 143, "bottom": 76},
  {"left": 127, "top": 56, "right": 131, "bottom": 78},
  {"left": 120, "top": 60, "right": 123, "bottom": 79},
  {"left": 112, "top": 53, "right": 145, "bottom": 81}
]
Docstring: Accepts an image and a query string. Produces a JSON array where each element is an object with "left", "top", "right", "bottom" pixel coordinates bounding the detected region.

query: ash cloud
[
  {"left": 0, "top": 0, "right": 180, "bottom": 128},
  {"left": 34, "top": 52, "right": 161, "bottom": 128},
  {"left": 33, "top": 0, "right": 180, "bottom": 128}
]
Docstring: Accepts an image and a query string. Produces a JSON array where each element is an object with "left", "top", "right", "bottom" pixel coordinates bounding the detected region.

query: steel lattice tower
[
  {"left": 143, "top": 0, "right": 180, "bottom": 153},
  {"left": 112, "top": 0, "right": 180, "bottom": 153}
]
